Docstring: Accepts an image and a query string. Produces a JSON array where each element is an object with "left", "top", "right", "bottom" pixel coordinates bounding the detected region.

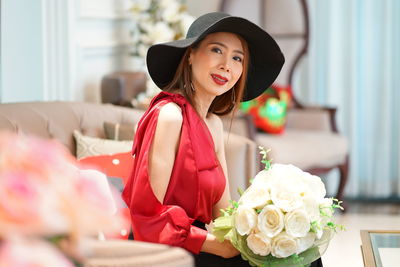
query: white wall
[
  {"left": 1, "top": 0, "right": 44, "bottom": 103},
  {"left": 75, "top": 0, "right": 136, "bottom": 103},
  {"left": 186, "top": 0, "right": 222, "bottom": 17},
  {"left": 0, "top": 0, "right": 136, "bottom": 103}
]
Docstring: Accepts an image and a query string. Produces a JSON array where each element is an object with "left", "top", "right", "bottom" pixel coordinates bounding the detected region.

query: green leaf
[
  {"left": 259, "top": 146, "right": 272, "bottom": 170},
  {"left": 213, "top": 215, "right": 234, "bottom": 242},
  {"left": 237, "top": 187, "right": 245, "bottom": 197}
]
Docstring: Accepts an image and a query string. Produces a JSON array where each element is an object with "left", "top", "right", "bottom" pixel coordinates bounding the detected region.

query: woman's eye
[
  {"left": 233, "top": 56, "right": 243, "bottom": 62},
  {"left": 211, "top": 47, "right": 222, "bottom": 54}
]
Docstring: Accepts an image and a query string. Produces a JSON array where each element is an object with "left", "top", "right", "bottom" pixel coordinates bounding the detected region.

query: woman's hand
[
  {"left": 219, "top": 239, "right": 241, "bottom": 258},
  {"left": 201, "top": 233, "right": 240, "bottom": 258}
]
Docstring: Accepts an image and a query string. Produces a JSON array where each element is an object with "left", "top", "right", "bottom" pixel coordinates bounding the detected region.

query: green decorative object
[{"left": 240, "top": 85, "right": 292, "bottom": 134}]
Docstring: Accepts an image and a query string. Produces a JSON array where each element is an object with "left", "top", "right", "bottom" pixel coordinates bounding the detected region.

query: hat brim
[{"left": 146, "top": 16, "right": 285, "bottom": 102}]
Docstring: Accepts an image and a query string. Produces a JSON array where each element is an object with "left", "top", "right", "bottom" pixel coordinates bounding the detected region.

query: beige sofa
[
  {"left": 0, "top": 101, "right": 257, "bottom": 199},
  {"left": 0, "top": 101, "right": 258, "bottom": 266}
]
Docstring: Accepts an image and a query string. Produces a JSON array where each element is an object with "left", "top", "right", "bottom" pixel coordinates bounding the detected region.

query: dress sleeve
[{"left": 122, "top": 101, "right": 208, "bottom": 254}]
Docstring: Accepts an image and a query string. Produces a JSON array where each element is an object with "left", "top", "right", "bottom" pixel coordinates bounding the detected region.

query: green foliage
[
  {"left": 314, "top": 198, "right": 346, "bottom": 233},
  {"left": 237, "top": 187, "right": 245, "bottom": 197},
  {"left": 219, "top": 200, "right": 239, "bottom": 217},
  {"left": 259, "top": 146, "right": 272, "bottom": 170}
]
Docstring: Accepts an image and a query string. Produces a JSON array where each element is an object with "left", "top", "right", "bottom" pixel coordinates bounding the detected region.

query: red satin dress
[{"left": 122, "top": 91, "right": 226, "bottom": 254}]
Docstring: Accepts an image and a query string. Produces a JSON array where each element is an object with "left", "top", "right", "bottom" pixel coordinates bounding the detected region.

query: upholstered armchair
[{"left": 222, "top": 104, "right": 349, "bottom": 201}]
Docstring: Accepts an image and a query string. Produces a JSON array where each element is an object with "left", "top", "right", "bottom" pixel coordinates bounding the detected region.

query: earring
[{"left": 190, "top": 82, "right": 195, "bottom": 92}]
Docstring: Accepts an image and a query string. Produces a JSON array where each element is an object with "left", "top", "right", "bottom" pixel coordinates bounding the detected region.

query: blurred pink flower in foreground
[
  {"left": 0, "top": 132, "right": 128, "bottom": 265},
  {"left": 0, "top": 238, "right": 73, "bottom": 267}
]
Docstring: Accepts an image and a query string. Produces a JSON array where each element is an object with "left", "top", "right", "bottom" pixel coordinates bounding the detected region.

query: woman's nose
[{"left": 218, "top": 57, "right": 231, "bottom": 72}]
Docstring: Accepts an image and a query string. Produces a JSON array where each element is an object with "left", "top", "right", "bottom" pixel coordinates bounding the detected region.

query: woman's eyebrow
[{"left": 209, "top": 41, "right": 244, "bottom": 55}]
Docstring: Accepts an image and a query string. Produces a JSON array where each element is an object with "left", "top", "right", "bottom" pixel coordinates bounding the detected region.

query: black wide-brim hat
[{"left": 146, "top": 12, "right": 285, "bottom": 102}]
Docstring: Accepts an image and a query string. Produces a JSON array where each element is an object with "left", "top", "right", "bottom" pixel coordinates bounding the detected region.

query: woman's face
[{"left": 189, "top": 32, "right": 244, "bottom": 98}]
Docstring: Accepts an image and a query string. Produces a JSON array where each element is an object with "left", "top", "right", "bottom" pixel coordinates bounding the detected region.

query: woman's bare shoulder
[{"left": 158, "top": 102, "right": 183, "bottom": 124}]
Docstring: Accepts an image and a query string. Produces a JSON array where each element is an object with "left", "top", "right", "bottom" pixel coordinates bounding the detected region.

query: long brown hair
[{"left": 163, "top": 33, "right": 250, "bottom": 116}]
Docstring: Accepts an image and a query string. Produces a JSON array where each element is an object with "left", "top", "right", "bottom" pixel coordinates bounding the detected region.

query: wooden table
[{"left": 360, "top": 230, "right": 400, "bottom": 267}]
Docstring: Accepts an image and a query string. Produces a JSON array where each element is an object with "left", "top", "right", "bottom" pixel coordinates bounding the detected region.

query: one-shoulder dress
[{"left": 122, "top": 91, "right": 323, "bottom": 267}]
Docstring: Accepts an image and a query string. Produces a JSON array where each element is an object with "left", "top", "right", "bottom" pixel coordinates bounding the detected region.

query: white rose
[
  {"left": 234, "top": 205, "right": 258, "bottom": 236},
  {"left": 270, "top": 182, "right": 303, "bottom": 212},
  {"left": 296, "top": 232, "right": 316, "bottom": 254},
  {"left": 251, "top": 169, "right": 271, "bottom": 186},
  {"left": 239, "top": 185, "right": 270, "bottom": 209},
  {"left": 247, "top": 232, "right": 272, "bottom": 256},
  {"left": 161, "top": 3, "right": 181, "bottom": 23},
  {"left": 302, "top": 197, "right": 320, "bottom": 222},
  {"left": 159, "top": 0, "right": 176, "bottom": 9},
  {"left": 136, "top": 12, "right": 151, "bottom": 24},
  {"left": 284, "top": 209, "right": 310, "bottom": 238},
  {"left": 271, "top": 231, "right": 298, "bottom": 258},
  {"left": 301, "top": 172, "right": 326, "bottom": 201},
  {"left": 180, "top": 14, "right": 195, "bottom": 35},
  {"left": 257, "top": 205, "right": 284, "bottom": 238},
  {"left": 137, "top": 44, "right": 148, "bottom": 57},
  {"left": 269, "top": 163, "right": 303, "bottom": 180},
  {"left": 131, "top": 0, "right": 151, "bottom": 13},
  {"left": 147, "top": 22, "right": 175, "bottom": 44}
]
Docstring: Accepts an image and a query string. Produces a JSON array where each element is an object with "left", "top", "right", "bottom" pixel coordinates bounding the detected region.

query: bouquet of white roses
[{"left": 213, "top": 147, "right": 344, "bottom": 267}]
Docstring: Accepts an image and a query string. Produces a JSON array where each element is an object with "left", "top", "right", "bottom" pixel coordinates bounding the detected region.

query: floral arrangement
[
  {"left": 129, "top": 0, "right": 195, "bottom": 97},
  {"left": 129, "top": 0, "right": 195, "bottom": 58},
  {"left": 213, "top": 147, "right": 344, "bottom": 267},
  {"left": 0, "top": 132, "right": 127, "bottom": 266}
]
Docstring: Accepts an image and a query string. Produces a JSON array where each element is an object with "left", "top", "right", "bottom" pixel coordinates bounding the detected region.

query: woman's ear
[{"left": 188, "top": 48, "right": 194, "bottom": 66}]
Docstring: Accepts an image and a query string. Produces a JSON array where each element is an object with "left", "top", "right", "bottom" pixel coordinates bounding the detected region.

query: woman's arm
[
  {"left": 200, "top": 114, "right": 240, "bottom": 258},
  {"left": 148, "top": 102, "right": 182, "bottom": 203},
  {"left": 209, "top": 115, "right": 232, "bottom": 218}
]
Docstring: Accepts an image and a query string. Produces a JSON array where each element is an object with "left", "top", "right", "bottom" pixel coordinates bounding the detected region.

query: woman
[{"left": 122, "top": 12, "right": 322, "bottom": 266}]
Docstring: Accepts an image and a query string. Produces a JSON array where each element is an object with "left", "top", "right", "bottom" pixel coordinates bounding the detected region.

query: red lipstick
[{"left": 211, "top": 74, "right": 228, "bottom": 85}]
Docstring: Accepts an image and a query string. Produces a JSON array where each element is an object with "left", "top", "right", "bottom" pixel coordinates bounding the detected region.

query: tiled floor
[{"left": 322, "top": 202, "right": 400, "bottom": 267}]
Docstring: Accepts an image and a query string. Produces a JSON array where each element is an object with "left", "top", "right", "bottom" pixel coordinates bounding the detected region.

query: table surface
[{"left": 360, "top": 230, "right": 400, "bottom": 267}]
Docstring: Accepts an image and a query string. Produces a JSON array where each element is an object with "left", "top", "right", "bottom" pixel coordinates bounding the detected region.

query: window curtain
[{"left": 295, "top": 0, "right": 400, "bottom": 198}]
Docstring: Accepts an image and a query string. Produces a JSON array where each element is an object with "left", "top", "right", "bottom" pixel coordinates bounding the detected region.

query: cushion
[
  {"left": 104, "top": 122, "right": 135, "bottom": 141},
  {"left": 240, "top": 85, "right": 292, "bottom": 134},
  {"left": 73, "top": 130, "right": 133, "bottom": 160},
  {"left": 256, "top": 129, "right": 348, "bottom": 170},
  {"left": 78, "top": 152, "right": 134, "bottom": 185}
]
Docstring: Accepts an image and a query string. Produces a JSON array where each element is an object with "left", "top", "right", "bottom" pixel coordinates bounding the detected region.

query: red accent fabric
[
  {"left": 122, "top": 92, "right": 226, "bottom": 254},
  {"left": 78, "top": 152, "right": 134, "bottom": 185},
  {"left": 78, "top": 153, "right": 135, "bottom": 240}
]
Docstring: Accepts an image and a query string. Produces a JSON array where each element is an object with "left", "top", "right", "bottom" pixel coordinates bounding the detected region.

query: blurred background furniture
[
  {"left": 220, "top": 0, "right": 349, "bottom": 201},
  {"left": 0, "top": 101, "right": 256, "bottom": 200},
  {"left": 83, "top": 239, "right": 193, "bottom": 267},
  {"left": 101, "top": 71, "right": 147, "bottom": 107}
]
